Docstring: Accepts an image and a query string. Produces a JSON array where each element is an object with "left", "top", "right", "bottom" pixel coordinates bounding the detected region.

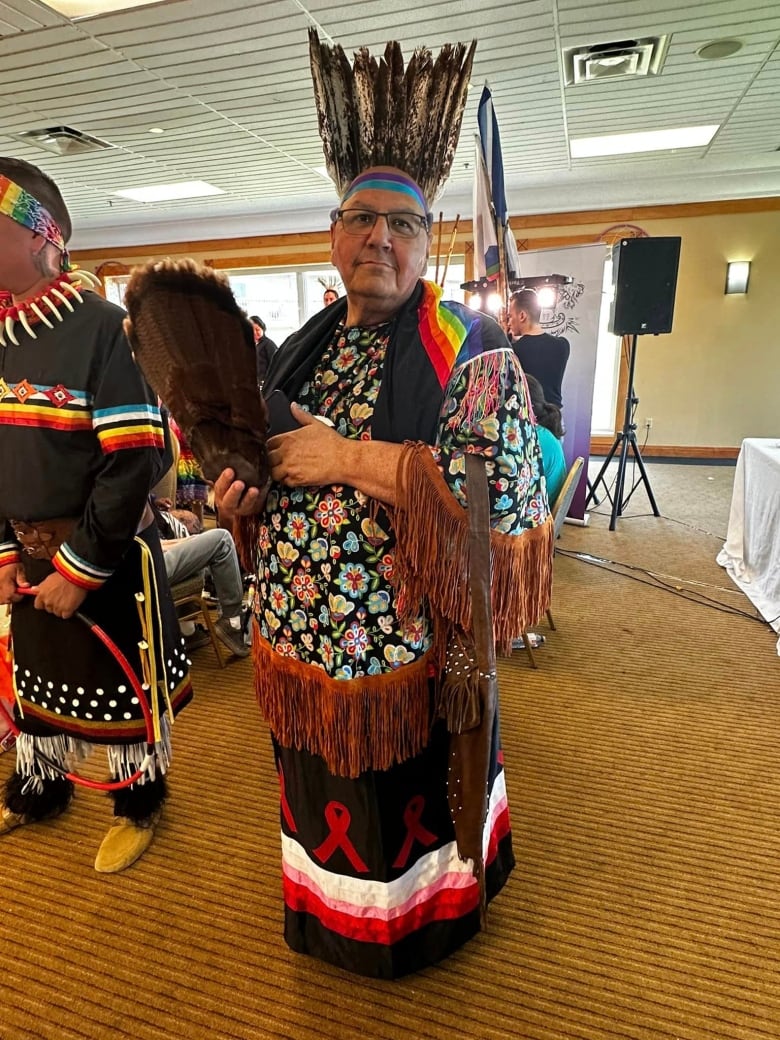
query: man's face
[
  {"left": 330, "top": 183, "right": 430, "bottom": 320},
  {"left": 323, "top": 290, "right": 337, "bottom": 306},
  {"left": 0, "top": 214, "right": 38, "bottom": 294},
  {"left": 508, "top": 305, "right": 526, "bottom": 338}
]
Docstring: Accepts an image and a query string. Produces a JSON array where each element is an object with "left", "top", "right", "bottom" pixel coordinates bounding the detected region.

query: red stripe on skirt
[
  {"left": 282, "top": 802, "right": 512, "bottom": 946},
  {"left": 284, "top": 873, "right": 479, "bottom": 945}
]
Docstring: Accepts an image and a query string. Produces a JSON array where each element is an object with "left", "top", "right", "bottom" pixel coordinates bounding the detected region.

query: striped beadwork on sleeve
[
  {"left": 0, "top": 543, "right": 20, "bottom": 568},
  {"left": 93, "top": 403, "right": 165, "bottom": 454},
  {"left": 53, "top": 543, "right": 113, "bottom": 590}
]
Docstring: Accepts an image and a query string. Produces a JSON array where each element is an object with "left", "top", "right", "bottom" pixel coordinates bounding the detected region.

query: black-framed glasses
[{"left": 330, "top": 207, "right": 431, "bottom": 240}]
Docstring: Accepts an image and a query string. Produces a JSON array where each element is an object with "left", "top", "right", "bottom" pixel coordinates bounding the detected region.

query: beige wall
[
  {"left": 632, "top": 209, "right": 777, "bottom": 449},
  {"left": 521, "top": 206, "right": 778, "bottom": 451},
  {"left": 72, "top": 200, "right": 780, "bottom": 453}
]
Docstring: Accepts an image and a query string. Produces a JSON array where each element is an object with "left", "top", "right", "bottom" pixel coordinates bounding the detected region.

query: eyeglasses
[{"left": 330, "top": 207, "right": 431, "bottom": 240}]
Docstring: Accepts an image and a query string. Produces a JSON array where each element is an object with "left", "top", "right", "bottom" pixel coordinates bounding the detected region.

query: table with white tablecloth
[{"left": 717, "top": 438, "right": 780, "bottom": 655}]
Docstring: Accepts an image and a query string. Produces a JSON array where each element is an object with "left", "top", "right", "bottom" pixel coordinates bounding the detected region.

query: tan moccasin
[
  {"left": 0, "top": 806, "right": 27, "bottom": 835},
  {"left": 94, "top": 813, "right": 160, "bottom": 873}
]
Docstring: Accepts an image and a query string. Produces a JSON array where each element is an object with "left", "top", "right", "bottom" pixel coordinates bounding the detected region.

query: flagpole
[
  {"left": 496, "top": 211, "right": 507, "bottom": 310},
  {"left": 440, "top": 215, "right": 460, "bottom": 287},
  {"left": 434, "top": 211, "right": 443, "bottom": 283}
]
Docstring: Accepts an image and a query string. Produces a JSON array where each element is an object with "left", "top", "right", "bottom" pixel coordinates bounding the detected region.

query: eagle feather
[{"left": 308, "top": 29, "right": 476, "bottom": 202}]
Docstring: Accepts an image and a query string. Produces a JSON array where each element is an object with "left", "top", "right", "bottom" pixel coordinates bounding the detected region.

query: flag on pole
[
  {"left": 472, "top": 135, "right": 500, "bottom": 281},
  {"left": 477, "top": 83, "right": 522, "bottom": 280}
]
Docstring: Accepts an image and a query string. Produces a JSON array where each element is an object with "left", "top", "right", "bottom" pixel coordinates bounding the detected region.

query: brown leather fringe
[
  {"left": 233, "top": 513, "right": 262, "bottom": 573},
  {"left": 252, "top": 629, "right": 433, "bottom": 779},
  {"left": 389, "top": 443, "right": 554, "bottom": 656}
]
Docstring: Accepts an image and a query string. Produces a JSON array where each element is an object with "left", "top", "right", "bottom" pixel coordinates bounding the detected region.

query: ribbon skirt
[{"left": 274, "top": 714, "right": 515, "bottom": 979}]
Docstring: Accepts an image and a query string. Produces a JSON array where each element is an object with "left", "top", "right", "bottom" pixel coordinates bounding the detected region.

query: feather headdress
[{"left": 309, "top": 29, "right": 476, "bottom": 204}]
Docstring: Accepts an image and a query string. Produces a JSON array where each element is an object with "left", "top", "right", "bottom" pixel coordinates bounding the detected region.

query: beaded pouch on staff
[{"left": 436, "top": 629, "right": 482, "bottom": 734}]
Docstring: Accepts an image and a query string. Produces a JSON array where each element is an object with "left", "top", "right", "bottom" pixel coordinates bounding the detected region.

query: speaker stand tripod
[{"left": 585, "top": 334, "right": 660, "bottom": 530}]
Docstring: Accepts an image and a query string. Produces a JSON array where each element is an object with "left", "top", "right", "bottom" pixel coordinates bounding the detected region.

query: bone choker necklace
[{"left": 0, "top": 269, "right": 102, "bottom": 347}]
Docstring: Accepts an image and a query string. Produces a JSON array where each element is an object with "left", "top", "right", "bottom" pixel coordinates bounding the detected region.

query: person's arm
[
  {"left": 36, "top": 326, "right": 165, "bottom": 617},
  {"left": 267, "top": 405, "right": 403, "bottom": 504},
  {"left": 215, "top": 403, "right": 405, "bottom": 526},
  {"left": 388, "top": 345, "right": 553, "bottom": 648},
  {"left": 433, "top": 349, "right": 547, "bottom": 529}
]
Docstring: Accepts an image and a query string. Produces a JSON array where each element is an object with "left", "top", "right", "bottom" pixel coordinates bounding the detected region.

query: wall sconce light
[{"left": 725, "top": 260, "right": 750, "bottom": 295}]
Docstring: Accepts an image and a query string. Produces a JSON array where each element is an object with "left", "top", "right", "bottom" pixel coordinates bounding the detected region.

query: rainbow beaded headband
[
  {"left": 340, "top": 172, "right": 432, "bottom": 227},
  {"left": 0, "top": 174, "right": 71, "bottom": 271}
]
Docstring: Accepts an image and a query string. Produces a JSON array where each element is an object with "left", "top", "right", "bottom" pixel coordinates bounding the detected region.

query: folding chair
[
  {"left": 171, "top": 572, "right": 226, "bottom": 669},
  {"left": 519, "top": 456, "right": 585, "bottom": 668}
]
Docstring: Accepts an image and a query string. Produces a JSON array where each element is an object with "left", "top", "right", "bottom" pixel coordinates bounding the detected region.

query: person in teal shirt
[{"left": 525, "top": 374, "right": 567, "bottom": 504}]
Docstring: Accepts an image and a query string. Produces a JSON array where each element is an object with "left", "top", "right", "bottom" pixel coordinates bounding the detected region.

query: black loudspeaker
[{"left": 608, "top": 236, "right": 681, "bottom": 336}]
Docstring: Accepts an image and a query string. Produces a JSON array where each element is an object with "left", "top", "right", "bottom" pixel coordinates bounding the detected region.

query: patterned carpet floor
[{"left": 1, "top": 460, "right": 778, "bottom": 1040}]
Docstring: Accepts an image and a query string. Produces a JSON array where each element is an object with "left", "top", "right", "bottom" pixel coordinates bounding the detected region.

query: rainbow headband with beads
[
  {"left": 340, "top": 171, "right": 433, "bottom": 226},
  {"left": 0, "top": 174, "right": 70, "bottom": 270}
]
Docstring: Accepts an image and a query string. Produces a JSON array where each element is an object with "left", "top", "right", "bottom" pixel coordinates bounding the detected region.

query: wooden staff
[
  {"left": 439, "top": 215, "right": 460, "bottom": 287},
  {"left": 434, "top": 211, "right": 444, "bottom": 283},
  {"left": 497, "top": 217, "right": 508, "bottom": 312}
]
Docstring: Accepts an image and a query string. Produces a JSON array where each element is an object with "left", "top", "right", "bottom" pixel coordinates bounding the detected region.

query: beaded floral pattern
[{"left": 256, "top": 324, "right": 547, "bottom": 678}]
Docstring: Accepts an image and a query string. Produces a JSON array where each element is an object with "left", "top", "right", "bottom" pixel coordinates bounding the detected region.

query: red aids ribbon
[
  {"left": 313, "top": 801, "right": 369, "bottom": 873},
  {"left": 278, "top": 766, "right": 297, "bottom": 833},
  {"left": 392, "top": 795, "right": 438, "bottom": 869}
]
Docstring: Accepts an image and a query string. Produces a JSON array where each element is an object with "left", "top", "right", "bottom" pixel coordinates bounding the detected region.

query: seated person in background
[
  {"left": 322, "top": 287, "right": 339, "bottom": 306},
  {"left": 152, "top": 504, "right": 249, "bottom": 659},
  {"left": 525, "top": 375, "right": 567, "bottom": 504},
  {"left": 508, "top": 289, "right": 570, "bottom": 410},
  {"left": 150, "top": 494, "right": 201, "bottom": 535}
]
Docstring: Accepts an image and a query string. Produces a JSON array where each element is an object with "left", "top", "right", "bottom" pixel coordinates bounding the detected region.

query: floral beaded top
[{"left": 255, "top": 321, "right": 548, "bottom": 680}]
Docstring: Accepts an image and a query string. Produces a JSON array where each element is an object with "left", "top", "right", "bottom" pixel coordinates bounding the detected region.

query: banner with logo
[{"left": 513, "top": 243, "right": 606, "bottom": 521}]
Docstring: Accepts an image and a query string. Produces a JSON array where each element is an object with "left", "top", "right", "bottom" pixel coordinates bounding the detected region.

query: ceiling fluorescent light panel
[
  {"left": 570, "top": 125, "right": 719, "bottom": 158},
  {"left": 45, "top": 1, "right": 162, "bottom": 17},
  {"left": 114, "top": 181, "right": 225, "bottom": 203}
]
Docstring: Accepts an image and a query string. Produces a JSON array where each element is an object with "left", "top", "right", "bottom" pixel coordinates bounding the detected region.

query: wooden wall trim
[
  {"left": 511, "top": 196, "right": 780, "bottom": 231},
  {"left": 516, "top": 233, "right": 603, "bottom": 251},
  {"left": 70, "top": 196, "right": 780, "bottom": 265},
  {"left": 590, "top": 438, "right": 739, "bottom": 460},
  {"left": 73, "top": 229, "right": 333, "bottom": 262},
  {"left": 204, "top": 253, "right": 325, "bottom": 270},
  {"left": 71, "top": 222, "right": 465, "bottom": 263}
]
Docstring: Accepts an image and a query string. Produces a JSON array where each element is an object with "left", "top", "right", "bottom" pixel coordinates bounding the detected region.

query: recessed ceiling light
[
  {"left": 114, "top": 181, "right": 224, "bottom": 202},
  {"left": 148, "top": 127, "right": 165, "bottom": 135},
  {"left": 45, "top": 0, "right": 162, "bottom": 17},
  {"left": 697, "top": 39, "right": 743, "bottom": 60},
  {"left": 570, "top": 125, "right": 719, "bottom": 158}
]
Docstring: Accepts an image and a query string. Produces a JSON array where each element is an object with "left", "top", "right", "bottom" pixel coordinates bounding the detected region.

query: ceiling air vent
[
  {"left": 562, "top": 36, "right": 670, "bottom": 86},
  {"left": 12, "top": 126, "right": 114, "bottom": 156}
]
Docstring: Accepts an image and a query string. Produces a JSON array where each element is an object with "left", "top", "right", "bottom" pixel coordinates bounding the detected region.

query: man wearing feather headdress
[
  {"left": 216, "top": 34, "right": 554, "bottom": 978},
  {"left": 0, "top": 157, "right": 192, "bottom": 873}
]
